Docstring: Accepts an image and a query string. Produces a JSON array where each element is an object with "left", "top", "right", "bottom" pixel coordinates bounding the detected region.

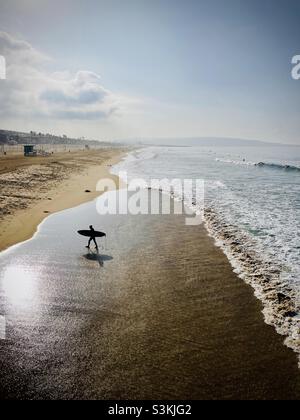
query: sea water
[{"left": 112, "top": 145, "right": 300, "bottom": 357}]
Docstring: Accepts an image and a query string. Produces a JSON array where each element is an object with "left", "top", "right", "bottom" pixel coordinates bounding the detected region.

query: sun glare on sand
[{"left": 2, "top": 266, "right": 38, "bottom": 308}]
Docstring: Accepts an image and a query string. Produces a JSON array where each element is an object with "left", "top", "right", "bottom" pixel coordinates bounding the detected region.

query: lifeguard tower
[{"left": 24, "top": 145, "right": 37, "bottom": 157}]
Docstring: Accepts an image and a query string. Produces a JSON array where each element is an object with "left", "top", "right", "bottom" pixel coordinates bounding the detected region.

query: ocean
[{"left": 112, "top": 145, "right": 300, "bottom": 357}]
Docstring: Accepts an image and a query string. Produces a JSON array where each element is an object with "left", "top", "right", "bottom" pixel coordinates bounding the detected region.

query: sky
[{"left": 0, "top": 0, "right": 299, "bottom": 144}]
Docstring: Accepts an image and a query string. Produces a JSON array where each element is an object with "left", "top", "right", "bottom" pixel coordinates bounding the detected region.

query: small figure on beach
[
  {"left": 77, "top": 228, "right": 106, "bottom": 249},
  {"left": 86, "top": 225, "right": 98, "bottom": 249}
]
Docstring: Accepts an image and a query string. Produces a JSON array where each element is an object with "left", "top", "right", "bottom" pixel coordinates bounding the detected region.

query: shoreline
[
  {"left": 0, "top": 149, "right": 126, "bottom": 253},
  {"left": 1, "top": 149, "right": 299, "bottom": 398},
  {"left": 205, "top": 208, "right": 300, "bottom": 366},
  {"left": 115, "top": 148, "right": 300, "bottom": 367},
  {"left": 1, "top": 189, "right": 300, "bottom": 399}
]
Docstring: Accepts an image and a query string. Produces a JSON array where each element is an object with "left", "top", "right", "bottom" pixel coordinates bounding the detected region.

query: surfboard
[{"left": 77, "top": 230, "right": 106, "bottom": 238}]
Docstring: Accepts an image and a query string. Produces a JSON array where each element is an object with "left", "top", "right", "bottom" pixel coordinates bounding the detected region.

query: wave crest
[
  {"left": 216, "top": 158, "right": 300, "bottom": 172},
  {"left": 255, "top": 162, "right": 300, "bottom": 172}
]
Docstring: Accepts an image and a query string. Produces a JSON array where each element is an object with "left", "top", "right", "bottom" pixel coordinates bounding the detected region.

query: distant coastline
[
  {"left": 120, "top": 136, "right": 300, "bottom": 148},
  {"left": 0, "top": 128, "right": 122, "bottom": 148}
]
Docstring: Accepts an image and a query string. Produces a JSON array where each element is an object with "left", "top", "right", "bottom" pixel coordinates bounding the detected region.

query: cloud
[
  {"left": 0, "top": 32, "right": 119, "bottom": 121},
  {"left": 0, "top": 31, "right": 32, "bottom": 52},
  {"left": 39, "top": 70, "right": 118, "bottom": 120},
  {"left": 0, "top": 31, "right": 48, "bottom": 68},
  {"left": 41, "top": 72, "right": 107, "bottom": 107}
]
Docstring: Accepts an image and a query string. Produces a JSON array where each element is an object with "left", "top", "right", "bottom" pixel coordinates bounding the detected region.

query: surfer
[{"left": 86, "top": 225, "right": 99, "bottom": 249}]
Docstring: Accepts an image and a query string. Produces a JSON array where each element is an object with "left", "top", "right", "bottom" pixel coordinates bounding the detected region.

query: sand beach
[
  {"left": 0, "top": 189, "right": 299, "bottom": 400},
  {"left": 0, "top": 148, "right": 126, "bottom": 252}
]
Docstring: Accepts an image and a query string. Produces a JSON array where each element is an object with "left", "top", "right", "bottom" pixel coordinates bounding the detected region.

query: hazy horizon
[
  {"left": 2, "top": 127, "right": 299, "bottom": 147},
  {"left": 118, "top": 136, "right": 300, "bottom": 147}
]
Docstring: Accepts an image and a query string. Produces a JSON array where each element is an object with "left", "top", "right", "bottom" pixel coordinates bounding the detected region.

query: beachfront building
[{"left": 24, "top": 145, "right": 37, "bottom": 157}]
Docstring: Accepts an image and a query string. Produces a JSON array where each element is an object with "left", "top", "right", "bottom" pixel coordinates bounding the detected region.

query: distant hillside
[
  {"left": 0, "top": 129, "right": 113, "bottom": 147},
  {"left": 122, "top": 137, "right": 294, "bottom": 147}
]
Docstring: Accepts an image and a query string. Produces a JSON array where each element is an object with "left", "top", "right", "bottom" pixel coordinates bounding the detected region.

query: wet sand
[
  {"left": 0, "top": 190, "right": 300, "bottom": 400},
  {"left": 0, "top": 148, "right": 126, "bottom": 252}
]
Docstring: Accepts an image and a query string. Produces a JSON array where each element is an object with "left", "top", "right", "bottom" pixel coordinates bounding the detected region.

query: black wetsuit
[{"left": 88, "top": 228, "right": 98, "bottom": 248}]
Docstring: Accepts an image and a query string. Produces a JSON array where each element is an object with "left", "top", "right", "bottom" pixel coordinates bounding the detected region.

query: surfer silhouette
[{"left": 86, "top": 225, "right": 98, "bottom": 249}]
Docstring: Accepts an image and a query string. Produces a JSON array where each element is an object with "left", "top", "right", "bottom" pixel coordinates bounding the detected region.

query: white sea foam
[
  {"left": 112, "top": 145, "right": 300, "bottom": 363},
  {"left": 216, "top": 157, "right": 256, "bottom": 166}
]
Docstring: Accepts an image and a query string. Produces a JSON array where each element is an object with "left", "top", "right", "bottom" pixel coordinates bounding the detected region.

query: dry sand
[{"left": 0, "top": 148, "right": 126, "bottom": 252}]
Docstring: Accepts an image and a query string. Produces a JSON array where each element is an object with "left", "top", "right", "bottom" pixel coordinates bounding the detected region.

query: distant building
[
  {"left": 0, "top": 133, "right": 8, "bottom": 144},
  {"left": 24, "top": 145, "right": 37, "bottom": 157}
]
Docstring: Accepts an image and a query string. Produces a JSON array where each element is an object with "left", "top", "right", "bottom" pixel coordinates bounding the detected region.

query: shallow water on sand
[
  {"left": 113, "top": 147, "right": 300, "bottom": 360},
  {"left": 0, "top": 190, "right": 300, "bottom": 399}
]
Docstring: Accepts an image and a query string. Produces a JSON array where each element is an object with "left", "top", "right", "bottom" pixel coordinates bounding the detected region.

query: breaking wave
[
  {"left": 216, "top": 158, "right": 300, "bottom": 172},
  {"left": 112, "top": 147, "right": 300, "bottom": 365},
  {"left": 255, "top": 162, "right": 300, "bottom": 172},
  {"left": 204, "top": 209, "right": 300, "bottom": 365},
  {"left": 216, "top": 158, "right": 256, "bottom": 166}
]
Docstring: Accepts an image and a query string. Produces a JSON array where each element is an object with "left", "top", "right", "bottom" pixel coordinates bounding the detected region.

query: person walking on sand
[{"left": 86, "top": 225, "right": 98, "bottom": 249}]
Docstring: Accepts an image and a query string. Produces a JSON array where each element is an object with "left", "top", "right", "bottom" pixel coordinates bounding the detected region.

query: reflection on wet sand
[
  {"left": 0, "top": 191, "right": 300, "bottom": 400},
  {"left": 83, "top": 250, "right": 113, "bottom": 268},
  {"left": 2, "top": 266, "right": 37, "bottom": 308}
]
